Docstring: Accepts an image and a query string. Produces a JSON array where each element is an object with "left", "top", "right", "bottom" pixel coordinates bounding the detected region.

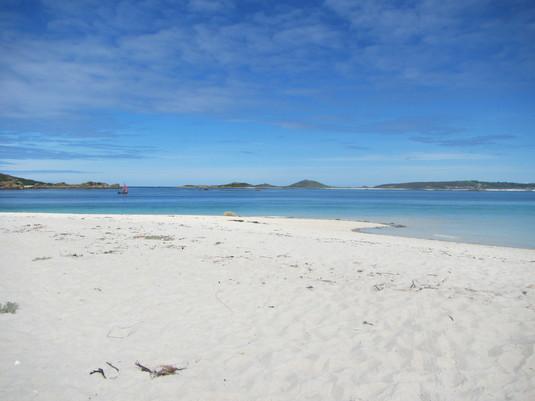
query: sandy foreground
[{"left": 1, "top": 213, "right": 534, "bottom": 401}]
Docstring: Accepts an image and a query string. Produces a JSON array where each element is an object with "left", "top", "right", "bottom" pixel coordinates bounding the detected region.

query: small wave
[{"left": 432, "top": 234, "right": 459, "bottom": 239}]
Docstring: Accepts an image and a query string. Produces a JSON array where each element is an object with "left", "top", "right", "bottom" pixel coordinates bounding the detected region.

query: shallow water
[{"left": 1, "top": 187, "right": 534, "bottom": 249}]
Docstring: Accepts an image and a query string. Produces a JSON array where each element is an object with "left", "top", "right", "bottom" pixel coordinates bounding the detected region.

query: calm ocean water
[{"left": 0, "top": 187, "right": 534, "bottom": 249}]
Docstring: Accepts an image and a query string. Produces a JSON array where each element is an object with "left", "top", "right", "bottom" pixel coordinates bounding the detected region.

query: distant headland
[
  {"left": 0, "top": 173, "right": 120, "bottom": 190},
  {"left": 372, "top": 180, "right": 535, "bottom": 191}
]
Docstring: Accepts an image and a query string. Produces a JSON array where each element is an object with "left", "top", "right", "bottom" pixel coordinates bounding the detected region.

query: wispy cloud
[
  {"left": 0, "top": 1, "right": 345, "bottom": 121},
  {"left": 2, "top": 169, "right": 95, "bottom": 174},
  {"left": 0, "top": 144, "right": 148, "bottom": 160},
  {"left": 235, "top": 114, "right": 464, "bottom": 138},
  {"left": 357, "top": 116, "right": 464, "bottom": 136},
  {"left": 231, "top": 116, "right": 355, "bottom": 133},
  {"left": 406, "top": 152, "right": 492, "bottom": 161},
  {"left": 340, "top": 142, "right": 369, "bottom": 151},
  {"left": 4, "top": 0, "right": 530, "bottom": 122},
  {"left": 314, "top": 152, "right": 492, "bottom": 162},
  {"left": 324, "top": 0, "right": 535, "bottom": 88},
  {"left": 1, "top": 114, "right": 126, "bottom": 140},
  {"left": 188, "top": 0, "right": 235, "bottom": 14},
  {"left": 411, "top": 135, "right": 515, "bottom": 147}
]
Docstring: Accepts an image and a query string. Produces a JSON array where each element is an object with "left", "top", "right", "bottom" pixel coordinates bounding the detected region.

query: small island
[
  {"left": 181, "top": 179, "right": 331, "bottom": 189},
  {"left": 0, "top": 173, "right": 121, "bottom": 190}
]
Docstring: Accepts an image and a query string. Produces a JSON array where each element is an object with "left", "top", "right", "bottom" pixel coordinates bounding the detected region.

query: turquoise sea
[{"left": 0, "top": 187, "right": 534, "bottom": 249}]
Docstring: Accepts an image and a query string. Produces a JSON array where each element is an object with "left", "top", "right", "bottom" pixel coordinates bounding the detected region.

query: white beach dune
[{"left": 1, "top": 212, "right": 534, "bottom": 401}]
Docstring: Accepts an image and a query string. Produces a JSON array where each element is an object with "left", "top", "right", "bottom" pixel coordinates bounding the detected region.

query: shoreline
[
  {"left": 1, "top": 211, "right": 532, "bottom": 250},
  {"left": 1, "top": 212, "right": 534, "bottom": 400}
]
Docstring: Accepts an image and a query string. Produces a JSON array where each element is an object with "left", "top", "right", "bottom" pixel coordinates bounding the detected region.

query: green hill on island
[
  {"left": 182, "top": 179, "right": 331, "bottom": 189},
  {"left": 220, "top": 182, "right": 254, "bottom": 188},
  {"left": 0, "top": 173, "right": 120, "bottom": 190},
  {"left": 374, "top": 180, "right": 534, "bottom": 190},
  {"left": 182, "top": 182, "right": 260, "bottom": 189},
  {"left": 287, "top": 180, "right": 330, "bottom": 188}
]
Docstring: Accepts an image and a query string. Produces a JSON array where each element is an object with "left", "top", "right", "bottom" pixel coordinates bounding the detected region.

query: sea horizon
[{"left": 1, "top": 187, "right": 534, "bottom": 250}]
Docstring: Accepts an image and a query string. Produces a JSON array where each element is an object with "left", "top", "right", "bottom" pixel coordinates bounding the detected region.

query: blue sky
[{"left": 1, "top": 0, "right": 534, "bottom": 186}]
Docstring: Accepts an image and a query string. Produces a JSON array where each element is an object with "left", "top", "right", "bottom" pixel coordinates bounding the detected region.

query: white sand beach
[{"left": 1, "top": 212, "right": 534, "bottom": 401}]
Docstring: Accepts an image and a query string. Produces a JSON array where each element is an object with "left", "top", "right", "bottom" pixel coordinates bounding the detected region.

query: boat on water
[{"left": 118, "top": 184, "right": 128, "bottom": 195}]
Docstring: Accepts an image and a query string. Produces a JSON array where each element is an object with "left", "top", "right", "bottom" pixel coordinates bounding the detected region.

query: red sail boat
[{"left": 118, "top": 183, "right": 128, "bottom": 195}]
